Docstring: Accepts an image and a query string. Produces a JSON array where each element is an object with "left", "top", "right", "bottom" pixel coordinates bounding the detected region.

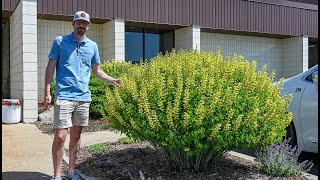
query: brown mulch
[
  {"left": 34, "top": 119, "right": 312, "bottom": 180},
  {"left": 73, "top": 142, "right": 308, "bottom": 180}
]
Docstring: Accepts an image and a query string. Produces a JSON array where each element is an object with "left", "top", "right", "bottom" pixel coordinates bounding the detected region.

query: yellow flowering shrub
[{"left": 105, "top": 49, "right": 293, "bottom": 172}]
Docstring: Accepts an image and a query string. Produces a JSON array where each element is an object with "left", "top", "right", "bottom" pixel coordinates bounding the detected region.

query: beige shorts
[{"left": 54, "top": 99, "right": 90, "bottom": 129}]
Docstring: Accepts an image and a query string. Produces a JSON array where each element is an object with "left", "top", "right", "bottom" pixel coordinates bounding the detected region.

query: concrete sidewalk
[
  {"left": 2, "top": 123, "right": 53, "bottom": 179},
  {"left": 2, "top": 123, "right": 318, "bottom": 180},
  {"left": 2, "top": 123, "right": 124, "bottom": 180}
]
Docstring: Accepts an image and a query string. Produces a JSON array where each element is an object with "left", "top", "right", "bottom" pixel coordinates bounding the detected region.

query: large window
[
  {"left": 125, "top": 32, "right": 143, "bottom": 63},
  {"left": 125, "top": 27, "right": 174, "bottom": 63}
]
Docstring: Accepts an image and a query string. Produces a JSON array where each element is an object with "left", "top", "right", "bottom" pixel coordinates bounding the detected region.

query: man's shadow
[{"left": 2, "top": 172, "right": 52, "bottom": 180}]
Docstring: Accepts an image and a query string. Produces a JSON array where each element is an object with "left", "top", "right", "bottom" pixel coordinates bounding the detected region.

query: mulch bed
[
  {"left": 34, "top": 118, "right": 311, "bottom": 180},
  {"left": 72, "top": 142, "right": 308, "bottom": 180},
  {"left": 33, "top": 118, "right": 110, "bottom": 135}
]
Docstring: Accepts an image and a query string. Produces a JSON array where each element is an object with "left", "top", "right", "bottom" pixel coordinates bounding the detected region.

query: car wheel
[{"left": 285, "top": 123, "right": 297, "bottom": 147}]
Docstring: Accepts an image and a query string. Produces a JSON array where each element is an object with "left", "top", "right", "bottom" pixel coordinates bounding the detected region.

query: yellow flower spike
[
  {"left": 224, "top": 123, "right": 231, "bottom": 131},
  {"left": 195, "top": 99, "right": 205, "bottom": 127},
  {"left": 183, "top": 112, "right": 190, "bottom": 128},
  {"left": 166, "top": 102, "right": 175, "bottom": 131},
  {"left": 208, "top": 123, "right": 222, "bottom": 141},
  {"left": 130, "top": 118, "right": 141, "bottom": 132}
]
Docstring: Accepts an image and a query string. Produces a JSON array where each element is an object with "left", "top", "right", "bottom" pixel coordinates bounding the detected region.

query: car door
[{"left": 299, "top": 70, "right": 318, "bottom": 152}]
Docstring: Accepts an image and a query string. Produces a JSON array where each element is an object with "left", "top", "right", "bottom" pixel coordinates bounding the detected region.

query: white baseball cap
[{"left": 73, "top": 11, "right": 90, "bottom": 23}]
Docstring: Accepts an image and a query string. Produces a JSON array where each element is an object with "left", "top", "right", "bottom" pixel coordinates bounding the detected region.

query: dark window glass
[
  {"left": 125, "top": 32, "right": 143, "bottom": 63},
  {"left": 145, "top": 33, "right": 160, "bottom": 60},
  {"left": 306, "top": 70, "right": 318, "bottom": 82},
  {"left": 125, "top": 28, "right": 174, "bottom": 64}
]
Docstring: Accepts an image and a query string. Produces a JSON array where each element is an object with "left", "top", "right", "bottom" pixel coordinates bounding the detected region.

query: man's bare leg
[
  {"left": 52, "top": 128, "right": 68, "bottom": 177},
  {"left": 68, "top": 125, "right": 83, "bottom": 173}
]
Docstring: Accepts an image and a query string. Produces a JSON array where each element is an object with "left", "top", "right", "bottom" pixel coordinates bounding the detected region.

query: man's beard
[{"left": 77, "top": 28, "right": 86, "bottom": 35}]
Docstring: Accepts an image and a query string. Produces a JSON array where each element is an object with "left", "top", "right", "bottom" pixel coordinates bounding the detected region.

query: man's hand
[
  {"left": 112, "top": 78, "right": 121, "bottom": 88},
  {"left": 44, "top": 94, "right": 52, "bottom": 110}
]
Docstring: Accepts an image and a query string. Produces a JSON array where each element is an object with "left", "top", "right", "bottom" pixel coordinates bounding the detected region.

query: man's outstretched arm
[{"left": 91, "top": 64, "right": 121, "bottom": 88}]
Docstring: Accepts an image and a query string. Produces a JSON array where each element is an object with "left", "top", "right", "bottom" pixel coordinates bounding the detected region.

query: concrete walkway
[
  {"left": 2, "top": 123, "right": 124, "bottom": 180},
  {"left": 2, "top": 123, "right": 318, "bottom": 180},
  {"left": 2, "top": 123, "right": 53, "bottom": 179}
]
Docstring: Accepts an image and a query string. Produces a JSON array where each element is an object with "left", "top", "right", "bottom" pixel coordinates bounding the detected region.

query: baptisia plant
[{"left": 105, "top": 49, "right": 293, "bottom": 172}]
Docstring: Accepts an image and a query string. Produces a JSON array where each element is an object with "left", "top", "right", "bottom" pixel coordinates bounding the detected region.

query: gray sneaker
[
  {"left": 50, "top": 177, "right": 62, "bottom": 180},
  {"left": 66, "top": 172, "right": 81, "bottom": 180}
]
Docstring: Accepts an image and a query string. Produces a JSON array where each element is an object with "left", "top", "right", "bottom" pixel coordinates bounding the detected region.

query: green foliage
[
  {"left": 87, "top": 143, "right": 109, "bottom": 153},
  {"left": 89, "top": 61, "right": 133, "bottom": 118},
  {"left": 105, "top": 49, "right": 293, "bottom": 172},
  {"left": 89, "top": 75, "right": 108, "bottom": 118},
  {"left": 118, "top": 137, "right": 138, "bottom": 144},
  {"left": 106, "top": 49, "right": 293, "bottom": 149},
  {"left": 50, "top": 78, "right": 56, "bottom": 102},
  {"left": 99, "top": 123, "right": 110, "bottom": 129},
  {"left": 256, "top": 138, "right": 313, "bottom": 177}
]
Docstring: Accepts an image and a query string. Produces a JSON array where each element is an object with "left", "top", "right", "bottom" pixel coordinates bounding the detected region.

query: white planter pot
[{"left": 2, "top": 104, "right": 21, "bottom": 124}]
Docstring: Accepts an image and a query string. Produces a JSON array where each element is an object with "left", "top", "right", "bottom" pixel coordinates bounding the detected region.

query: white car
[{"left": 280, "top": 64, "right": 318, "bottom": 153}]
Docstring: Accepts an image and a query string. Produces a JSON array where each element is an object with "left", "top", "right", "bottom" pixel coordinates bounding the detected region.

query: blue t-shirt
[{"left": 48, "top": 32, "right": 100, "bottom": 101}]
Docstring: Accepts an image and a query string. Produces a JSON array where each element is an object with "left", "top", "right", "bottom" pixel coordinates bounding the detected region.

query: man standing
[{"left": 44, "top": 11, "right": 120, "bottom": 180}]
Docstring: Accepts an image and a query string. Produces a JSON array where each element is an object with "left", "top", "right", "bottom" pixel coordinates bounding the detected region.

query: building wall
[
  {"left": 175, "top": 26, "right": 200, "bottom": 51},
  {"left": 281, "top": 37, "right": 309, "bottom": 78},
  {"left": 9, "top": 0, "right": 38, "bottom": 123},
  {"left": 102, "top": 19, "right": 125, "bottom": 62},
  {"left": 37, "top": 19, "right": 103, "bottom": 100},
  {"left": 201, "top": 32, "right": 283, "bottom": 80},
  {"left": 21, "top": 0, "right": 38, "bottom": 123},
  {"left": 31, "top": 0, "right": 318, "bottom": 38},
  {"left": 37, "top": 22, "right": 311, "bottom": 100},
  {"left": 10, "top": 1, "right": 23, "bottom": 100}
]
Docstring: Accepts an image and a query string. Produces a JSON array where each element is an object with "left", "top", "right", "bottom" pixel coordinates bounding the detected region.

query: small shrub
[
  {"left": 87, "top": 143, "right": 109, "bottom": 153},
  {"left": 99, "top": 123, "right": 110, "bottom": 129},
  {"left": 50, "top": 78, "right": 56, "bottom": 101},
  {"left": 89, "top": 61, "right": 133, "bottom": 118},
  {"left": 118, "top": 137, "right": 138, "bottom": 144},
  {"left": 255, "top": 138, "right": 314, "bottom": 177},
  {"left": 89, "top": 75, "right": 108, "bottom": 118}
]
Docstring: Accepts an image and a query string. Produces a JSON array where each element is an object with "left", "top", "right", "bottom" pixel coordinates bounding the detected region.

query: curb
[
  {"left": 62, "top": 156, "right": 99, "bottom": 180},
  {"left": 75, "top": 169, "right": 99, "bottom": 180}
]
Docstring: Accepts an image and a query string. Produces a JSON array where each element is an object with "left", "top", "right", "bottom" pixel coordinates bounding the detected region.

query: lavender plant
[{"left": 255, "top": 138, "right": 314, "bottom": 177}]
